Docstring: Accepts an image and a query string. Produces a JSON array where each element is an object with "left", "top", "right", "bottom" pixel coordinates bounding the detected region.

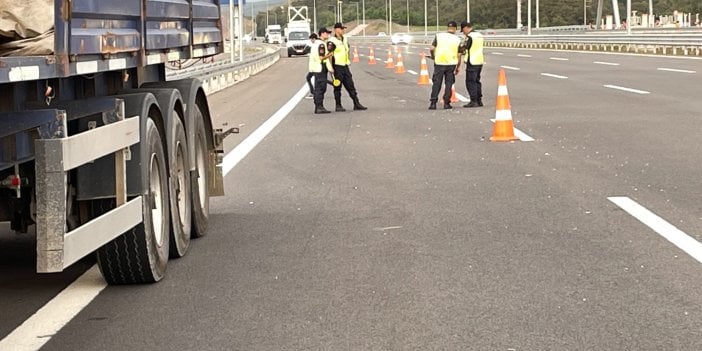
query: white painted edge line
[
  {"left": 500, "top": 65, "right": 521, "bottom": 71},
  {"left": 608, "top": 196, "right": 702, "bottom": 264},
  {"left": 593, "top": 61, "right": 620, "bottom": 66},
  {"left": 549, "top": 57, "right": 569, "bottom": 61},
  {"left": 603, "top": 84, "right": 650, "bottom": 95},
  {"left": 454, "top": 92, "right": 471, "bottom": 103},
  {"left": 407, "top": 69, "right": 418, "bottom": 75},
  {"left": 657, "top": 67, "right": 696, "bottom": 74},
  {"left": 222, "top": 84, "right": 308, "bottom": 176},
  {"left": 0, "top": 266, "right": 106, "bottom": 351},
  {"left": 517, "top": 54, "right": 532, "bottom": 58},
  {"left": 482, "top": 46, "right": 702, "bottom": 61},
  {"left": 489, "top": 119, "right": 535, "bottom": 142},
  {"left": 541, "top": 73, "right": 568, "bottom": 79}
]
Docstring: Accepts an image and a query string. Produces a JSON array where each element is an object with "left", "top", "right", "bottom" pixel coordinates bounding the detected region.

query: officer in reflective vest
[
  {"left": 327, "top": 22, "right": 367, "bottom": 112},
  {"left": 310, "top": 27, "right": 335, "bottom": 114},
  {"left": 429, "top": 21, "right": 462, "bottom": 110},
  {"left": 457, "top": 21, "right": 485, "bottom": 108}
]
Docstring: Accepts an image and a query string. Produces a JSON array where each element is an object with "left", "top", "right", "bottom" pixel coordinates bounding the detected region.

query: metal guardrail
[
  {"left": 165, "top": 45, "right": 281, "bottom": 95},
  {"left": 350, "top": 31, "right": 702, "bottom": 57}
]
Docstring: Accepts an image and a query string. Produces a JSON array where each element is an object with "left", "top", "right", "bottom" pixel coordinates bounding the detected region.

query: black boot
[
  {"left": 477, "top": 99, "right": 484, "bottom": 107},
  {"left": 335, "top": 103, "right": 346, "bottom": 112},
  {"left": 443, "top": 103, "right": 453, "bottom": 109},
  {"left": 428, "top": 102, "right": 437, "bottom": 110},
  {"left": 315, "top": 104, "right": 331, "bottom": 114},
  {"left": 464, "top": 101, "right": 480, "bottom": 108},
  {"left": 352, "top": 98, "right": 367, "bottom": 111}
]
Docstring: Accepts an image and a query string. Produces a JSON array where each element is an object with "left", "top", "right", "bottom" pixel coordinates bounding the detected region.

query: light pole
[
  {"left": 536, "top": 0, "right": 540, "bottom": 28},
  {"left": 362, "top": 0, "right": 366, "bottom": 36},
  {"left": 648, "top": 0, "right": 653, "bottom": 27},
  {"left": 266, "top": 0, "right": 269, "bottom": 27},
  {"left": 527, "top": 0, "right": 532, "bottom": 35},
  {"left": 626, "top": 0, "right": 631, "bottom": 34},
  {"left": 313, "top": 0, "right": 317, "bottom": 33},
  {"left": 389, "top": 0, "right": 393, "bottom": 36},
  {"left": 435, "top": 0, "right": 439, "bottom": 32},
  {"left": 466, "top": 0, "right": 470, "bottom": 22},
  {"left": 407, "top": 0, "right": 410, "bottom": 32},
  {"left": 424, "top": 0, "right": 427, "bottom": 36}
]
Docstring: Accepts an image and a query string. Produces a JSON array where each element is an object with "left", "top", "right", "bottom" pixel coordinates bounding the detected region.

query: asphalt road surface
[{"left": 1, "top": 45, "right": 701, "bottom": 350}]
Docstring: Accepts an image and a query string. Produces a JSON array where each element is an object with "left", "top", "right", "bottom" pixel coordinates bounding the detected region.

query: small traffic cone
[
  {"left": 450, "top": 86, "right": 459, "bottom": 103},
  {"left": 395, "top": 51, "right": 406, "bottom": 74},
  {"left": 490, "top": 69, "right": 519, "bottom": 142},
  {"left": 368, "top": 47, "right": 377, "bottom": 65},
  {"left": 385, "top": 49, "right": 395, "bottom": 69},
  {"left": 352, "top": 47, "right": 360, "bottom": 63},
  {"left": 417, "top": 53, "right": 431, "bottom": 85}
]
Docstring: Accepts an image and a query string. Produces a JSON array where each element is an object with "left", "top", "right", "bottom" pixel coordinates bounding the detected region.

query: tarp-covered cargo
[{"left": 0, "top": 0, "right": 54, "bottom": 56}]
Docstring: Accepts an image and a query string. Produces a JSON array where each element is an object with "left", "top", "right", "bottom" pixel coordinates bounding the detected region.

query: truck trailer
[{"left": 0, "top": 0, "right": 233, "bottom": 284}]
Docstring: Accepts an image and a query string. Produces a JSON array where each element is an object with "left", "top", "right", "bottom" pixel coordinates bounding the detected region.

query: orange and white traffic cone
[
  {"left": 450, "top": 86, "right": 459, "bottom": 103},
  {"left": 490, "top": 69, "right": 519, "bottom": 142},
  {"left": 352, "top": 47, "right": 360, "bottom": 63},
  {"left": 368, "top": 47, "right": 377, "bottom": 65},
  {"left": 385, "top": 49, "right": 395, "bottom": 69},
  {"left": 417, "top": 53, "right": 431, "bottom": 85},
  {"left": 395, "top": 51, "right": 406, "bottom": 74}
]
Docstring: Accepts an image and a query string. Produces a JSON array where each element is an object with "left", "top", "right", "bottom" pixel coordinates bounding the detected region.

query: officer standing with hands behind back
[
  {"left": 327, "top": 22, "right": 367, "bottom": 112},
  {"left": 428, "top": 21, "right": 463, "bottom": 110}
]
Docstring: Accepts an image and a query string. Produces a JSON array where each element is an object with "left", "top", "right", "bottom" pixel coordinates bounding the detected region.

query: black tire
[
  {"left": 168, "top": 116, "right": 192, "bottom": 258},
  {"left": 190, "top": 105, "right": 209, "bottom": 238},
  {"left": 95, "top": 117, "right": 170, "bottom": 284}
]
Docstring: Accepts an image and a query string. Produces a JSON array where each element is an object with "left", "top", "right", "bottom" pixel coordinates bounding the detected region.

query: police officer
[
  {"left": 327, "top": 22, "right": 367, "bottom": 112},
  {"left": 305, "top": 32, "right": 319, "bottom": 99},
  {"left": 310, "top": 28, "right": 334, "bottom": 114},
  {"left": 457, "top": 22, "right": 485, "bottom": 108},
  {"left": 429, "top": 21, "right": 462, "bottom": 110}
]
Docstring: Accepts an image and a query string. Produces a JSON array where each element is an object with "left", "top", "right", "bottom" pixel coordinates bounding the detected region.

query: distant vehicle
[
  {"left": 377, "top": 32, "right": 387, "bottom": 36},
  {"left": 265, "top": 24, "right": 282, "bottom": 44},
  {"left": 243, "top": 34, "right": 252, "bottom": 43},
  {"left": 285, "top": 13, "right": 311, "bottom": 57},
  {"left": 391, "top": 32, "right": 412, "bottom": 44}
]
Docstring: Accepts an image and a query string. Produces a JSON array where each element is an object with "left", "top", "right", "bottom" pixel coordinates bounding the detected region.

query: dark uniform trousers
[
  {"left": 430, "top": 64, "right": 456, "bottom": 104},
  {"left": 313, "top": 66, "right": 328, "bottom": 105},
  {"left": 466, "top": 64, "right": 483, "bottom": 102},
  {"left": 332, "top": 65, "right": 359, "bottom": 104}
]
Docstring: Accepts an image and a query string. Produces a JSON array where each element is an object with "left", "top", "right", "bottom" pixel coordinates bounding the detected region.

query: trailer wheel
[
  {"left": 190, "top": 105, "right": 209, "bottom": 238},
  {"left": 168, "top": 116, "right": 192, "bottom": 258},
  {"left": 95, "top": 117, "right": 170, "bottom": 284}
]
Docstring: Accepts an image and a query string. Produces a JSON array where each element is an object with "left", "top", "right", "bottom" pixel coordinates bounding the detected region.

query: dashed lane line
[
  {"left": 549, "top": 57, "right": 569, "bottom": 61},
  {"left": 454, "top": 92, "right": 471, "bottom": 103},
  {"left": 407, "top": 70, "right": 418, "bottom": 75},
  {"left": 541, "top": 73, "right": 568, "bottom": 79},
  {"left": 517, "top": 54, "right": 532, "bottom": 58},
  {"left": 603, "top": 84, "right": 650, "bottom": 95},
  {"left": 492, "top": 52, "right": 504, "bottom": 55},
  {"left": 609, "top": 197, "right": 702, "bottom": 264},
  {"left": 657, "top": 67, "right": 696, "bottom": 74},
  {"left": 594, "top": 61, "right": 621, "bottom": 66},
  {"left": 500, "top": 65, "right": 521, "bottom": 71}
]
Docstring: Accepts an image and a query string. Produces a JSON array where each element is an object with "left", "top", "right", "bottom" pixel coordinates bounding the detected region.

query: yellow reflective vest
[
  {"left": 308, "top": 41, "right": 332, "bottom": 73},
  {"left": 465, "top": 31, "right": 485, "bottom": 65},
  {"left": 434, "top": 32, "right": 461, "bottom": 65},
  {"left": 328, "top": 36, "right": 350, "bottom": 66}
]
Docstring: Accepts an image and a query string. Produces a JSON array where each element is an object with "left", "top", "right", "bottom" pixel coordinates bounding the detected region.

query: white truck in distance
[
  {"left": 285, "top": 21, "right": 311, "bottom": 57},
  {"left": 265, "top": 24, "right": 282, "bottom": 44}
]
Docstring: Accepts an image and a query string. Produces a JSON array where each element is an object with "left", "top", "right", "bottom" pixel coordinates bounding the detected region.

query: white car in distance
[{"left": 391, "top": 32, "right": 412, "bottom": 45}]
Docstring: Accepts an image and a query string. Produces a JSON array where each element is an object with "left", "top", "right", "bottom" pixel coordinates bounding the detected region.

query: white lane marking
[
  {"left": 541, "top": 73, "right": 568, "bottom": 79},
  {"left": 407, "top": 69, "right": 418, "bottom": 75},
  {"left": 492, "top": 52, "right": 504, "bottom": 55},
  {"left": 222, "top": 84, "right": 308, "bottom": 175},
  {"left": 594, "top": 61, "right": 620, "bottom": 66},
  {"left": 0, "top": 266, "right": 106, "bottom": 351},
  {"left": 603, "top": 84, "right": 650, "bottom": 95},
  {"left": 517, "top": 54, "right": 532, "bottom": 58},
  {"left": 609, "top": 196, "right": 702, "bottom": 264},
  {"left": 549, "top": 57, "right": 569, "bottom": 61},
  {"left": 500, "top": 65, "right": 521, "bottom": 71},
  {"left": 454, "top": 92, "right": 471, "bottom": 103},
  {"left": 489, "top": 119, "right": 535, "bottom": 142},
  {"left": 657, "top": 67, "right": 696, "bottom": 74}
]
